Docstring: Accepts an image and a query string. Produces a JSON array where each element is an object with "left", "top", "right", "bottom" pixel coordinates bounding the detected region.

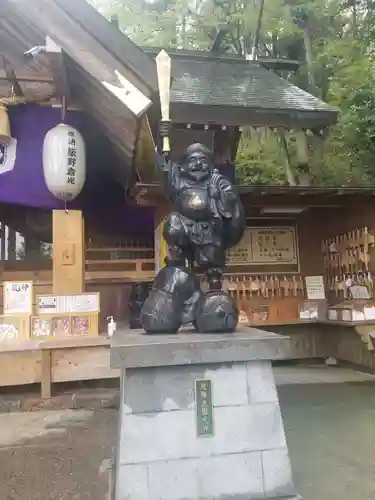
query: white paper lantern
[{"left": 43, "top": 123, "right": 86, "bottom": 201}]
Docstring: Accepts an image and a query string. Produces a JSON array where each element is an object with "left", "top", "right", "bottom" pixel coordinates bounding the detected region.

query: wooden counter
[
  {"left": 0, "top": 335, "right": 119, "bottom": 399},
  {"left": 0, "top": 317, "right": 374, "bottom": 400},
  {"left": 318, "top": 319, "right": 375, "bottom": 327}
]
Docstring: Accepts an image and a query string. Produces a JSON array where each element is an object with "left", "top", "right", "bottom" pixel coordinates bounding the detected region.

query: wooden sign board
[
  {"left": 36, "top": 293, "right": 100, "bottom": 315},
  {"left": 52, "top": 209, "right": 84, "bottom": 295},
  {"left": 227, "top": 227, "right": 298, "bottom": 266},
  {"left": 195, "top": 379, "right": 214, "bottom": 438},
  {"left": 0, "top": 314, "right": 30, "bottom": 342},
  {"left": 251, "top": 227, "right": 298, "bottom": 264},
  {"left": 30, "top": 312, "right": 99, "bottom": 339},
  {"left": 3, "top": 281, "right": 33, "bottom": 314}
]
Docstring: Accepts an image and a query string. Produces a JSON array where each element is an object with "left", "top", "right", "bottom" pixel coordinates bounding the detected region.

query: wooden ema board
[
  {"left": 30, "top": 313, "right": 99, "bottom": 339},
  {"left": 225, "top": 275, "right": 305, "bottom": 326},
  {"left": 322, "top": 227, "right": 375, "bottom": 299},
  {"left": 53, "top": 210, "right": 85, "bottom": 295}
]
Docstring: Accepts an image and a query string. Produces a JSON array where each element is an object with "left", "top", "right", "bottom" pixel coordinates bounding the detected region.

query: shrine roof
[
  {"left": 1, "top": 0, "right": 157, "bottom": 184},
  {"left": 237, "top": 186, "right": 375, "bottom": 195},
  {"left": 134, "top": 183, "right": 375, "bottom": 208},
  {"left": 144, "top": 48, "right": 338, "bottom": 129},
  {"left": 136, "top": 183, "right": 375, "bottom": 195}
]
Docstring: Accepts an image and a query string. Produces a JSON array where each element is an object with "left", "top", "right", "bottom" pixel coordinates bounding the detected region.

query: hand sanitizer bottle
[{"left": 107, "top": 316, "right": 117, "bottom": 337}]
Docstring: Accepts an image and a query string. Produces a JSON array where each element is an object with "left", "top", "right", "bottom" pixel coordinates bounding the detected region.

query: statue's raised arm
[{"left": 154, "top": 121, "right": 180, "bottom": 200}]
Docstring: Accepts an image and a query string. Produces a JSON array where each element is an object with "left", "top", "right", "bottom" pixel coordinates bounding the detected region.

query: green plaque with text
[{"left": 195, "top": 379, "right": 214, "bottom": 438}]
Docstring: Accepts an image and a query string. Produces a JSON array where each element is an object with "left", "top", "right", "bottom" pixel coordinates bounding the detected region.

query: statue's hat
[{"left": 181, "top": 143, "right": 213, "bottom": 163}]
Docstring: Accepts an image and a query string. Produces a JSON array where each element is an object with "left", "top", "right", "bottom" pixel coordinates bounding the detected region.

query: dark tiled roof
[
  {"left": 144, "top": 48, "right": 338, "bottom": 128},
  {"left": 135, "top": 183, "right": 375, "bottom": 201},
  {"left": 170, "top": 57, "right": 334, "bottom": 113}
]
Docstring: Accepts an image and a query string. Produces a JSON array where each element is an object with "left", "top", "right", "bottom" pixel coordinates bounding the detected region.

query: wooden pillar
[
  {"left": 52, "top": 209, "right": 85, "bottom": 294},
  {"left": 7, "top": 228, "right": 16, "bottom": 261},
  {"left": 24, "top": 235, "right": 42, "bottom": 260},
  {"left": 0, "top": 223, "right": 6, "bottom": 261},
  {"left": 41, "top": 349, "right": 52, "bottom": 399},
  {"left": 154, "top": 203, "right": 169, "bottom": 273}
]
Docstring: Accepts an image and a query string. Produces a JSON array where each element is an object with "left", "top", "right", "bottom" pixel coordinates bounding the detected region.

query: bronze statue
[{"left": 140, "top": 123, "right": 245, "bottom": 334}]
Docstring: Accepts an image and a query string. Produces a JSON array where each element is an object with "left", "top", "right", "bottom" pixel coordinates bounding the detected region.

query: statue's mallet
[{"left": 156, "top": 50, "right": 172, "bottom": 154}]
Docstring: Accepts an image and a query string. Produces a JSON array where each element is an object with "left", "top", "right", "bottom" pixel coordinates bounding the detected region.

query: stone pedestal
[{"left": 111, "top": 328, "right": 300, "bottom": 500}]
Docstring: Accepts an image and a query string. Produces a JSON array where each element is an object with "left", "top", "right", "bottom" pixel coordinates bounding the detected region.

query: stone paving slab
[
  {"left": 274, "top": 364, "right": 375, "bottom": 385},
  {"left": 0, "top": 367, "right": 374, "bottom": 499}
]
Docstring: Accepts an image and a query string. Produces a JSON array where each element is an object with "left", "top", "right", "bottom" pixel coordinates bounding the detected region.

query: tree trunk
[
  {"left": 277, "top": 132, "right": 297, "bottom": 186},
  {"left": 179, "top": 13, "right": 187, "bottom": 48},
  {"left": 303, "top": 23, "right": 317, "bottom": 94},
  {"left": 352, "top": 0, "right": 357, "bottom": 38},
  {"left": 251, "top": 0, "right": 265, "bottom": 60}
]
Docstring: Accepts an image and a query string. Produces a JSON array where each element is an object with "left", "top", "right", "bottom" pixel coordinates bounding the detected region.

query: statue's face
[{"left": 181, "top": 151, "right": 211, "bottom": 181}]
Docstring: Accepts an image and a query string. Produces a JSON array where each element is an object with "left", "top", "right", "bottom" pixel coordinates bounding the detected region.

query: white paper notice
[
  {"left": 3, "top": 281, "right": 33, "bottom": 314},
  {"left": 37, "top": 293, "right": 99, "bottom": 314},
  {"left": 352, "top": 310, "right": 365, "bottom": 321},
  {"left": 350, "top": 285, "right": 370, "bottom": 300},
  {"left": 328, "top": 309, "right": 338, "bottom": 321},
  {"left": 364, "top": 307, "right": 375, "bottom": 320},
  {"left": 65, "top": 294, "right": 99, "bottom": 313},
  {"left": 38, "top": 296, "right": 58, "bottom": 314},
  {"left": 305, "top": 276, "right": 326, "bottom": 300},
  {"left": 341, "top": 310, "right": 352, "bottom": 322}
]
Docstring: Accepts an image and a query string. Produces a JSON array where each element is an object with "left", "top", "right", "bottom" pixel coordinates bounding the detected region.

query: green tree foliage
[
  {"left": 235, "top": 129, "right": 289, "bottom": 185},
  {"left": 93, "top": 0, "right": 375, "bottom": 186},
  {"left": 319, "top": 39, "right": 375, "bottom": 185}
]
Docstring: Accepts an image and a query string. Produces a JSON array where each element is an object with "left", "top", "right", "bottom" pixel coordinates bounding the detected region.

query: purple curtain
[{"left": 2, "top": 104, "right": 154, "bottom": 236}]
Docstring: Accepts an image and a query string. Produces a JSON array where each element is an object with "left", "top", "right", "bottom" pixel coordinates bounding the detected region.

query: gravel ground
[{"left": 0, "top": 409, "right": 117, "bottom": 500}]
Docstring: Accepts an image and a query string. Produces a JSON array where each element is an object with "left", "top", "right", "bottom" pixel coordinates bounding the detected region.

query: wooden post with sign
[{"left": 52, "top": 210, "right": 85, "bottom": 295}]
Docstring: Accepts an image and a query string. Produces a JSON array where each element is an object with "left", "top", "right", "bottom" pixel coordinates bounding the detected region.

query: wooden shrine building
[{"left": 0, "top": 0, "right": 375, "bottom": 396}]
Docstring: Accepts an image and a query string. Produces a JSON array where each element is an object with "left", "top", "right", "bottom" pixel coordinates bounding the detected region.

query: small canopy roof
[
  {"left": 133, "top": 184, "right": 375, "bottom": 209},
  {"left": 145, "top": 49, "right": 338, "bottom": 129}
]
